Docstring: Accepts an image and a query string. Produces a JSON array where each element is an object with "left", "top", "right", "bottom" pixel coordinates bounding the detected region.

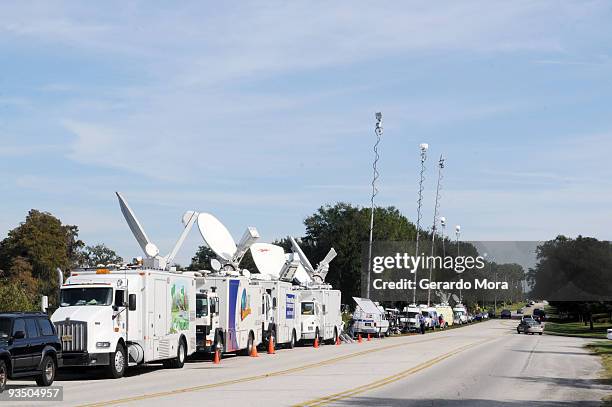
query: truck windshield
[
  {"left": 196, "top": 295, "right": 209, "bottom": 318},
  {"left": 60, "top": 287, "right": 113, "bottom": 306},
  {"left": 301, "top": 302, "right": 315, "bottom": 315},
  {"left": 0, "top": 318, "right": 10, "bottom": 339}
]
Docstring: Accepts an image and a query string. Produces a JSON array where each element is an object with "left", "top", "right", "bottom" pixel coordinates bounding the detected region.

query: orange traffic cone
[
  {"left": 268, "top": 337, "right": 275, "bottom": 354},
  {"left": 213, "top": 349, "right": 221, "bottom": 364},
  {"left": 367, "top": 333, "right": 371, "bottom": 341},
  {"left": 313, "top": 336, "right": 319, "bottom": 348},
  {"left": 336, "top": 336, "right": 341, "bottom": 345},
  {"left": 250, "top": 343, "right": 259, "bottom": 357},
  {"left": 358, "top": 334, "right": 362, "bottom": 343}
]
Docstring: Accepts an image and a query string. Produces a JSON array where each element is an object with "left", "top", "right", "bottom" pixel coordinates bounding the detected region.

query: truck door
[{"left": 154, "top": 280, "right": 167, "bottom": 337}]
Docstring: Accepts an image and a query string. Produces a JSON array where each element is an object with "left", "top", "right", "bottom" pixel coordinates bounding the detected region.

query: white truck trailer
[
  {"left": 298, "top": 286, "right": 342, "bottom": 344},
  {"left": 195, "top": 274, "right": 263, "bottom": 356},
  {"left": 52, "top": 268, "right": 196, "bottom": 378},
  {"left": 252, "top": 278, "right": 300, "bottom": 348},
  {"left": 351, "top": 297, "right": 388, "bottom": 338}
]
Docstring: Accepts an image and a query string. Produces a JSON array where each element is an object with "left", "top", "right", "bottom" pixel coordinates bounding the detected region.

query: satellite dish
[
  {"left": 452, "top": 294, "right": 460, "bottom": 303},
  {"left": 250, "top": 243, "right": 286, "bottom": 278},
  {"left": 210, "top": 258, "right": 222, "bottom": 272},
  {"left": 145, "top": 243, "right": 159, "bottom": 257},
  {"left": 116, "top": 192, "right": 159, "bottom": 258},
  {"left": 197, "top": 213, "right": 237, "bottom": 261}
]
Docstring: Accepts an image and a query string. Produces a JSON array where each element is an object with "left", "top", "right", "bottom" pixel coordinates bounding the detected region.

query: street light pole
[
  {"left": 412, "top": 143, "right": 428, "bottom": 305},
  {"left": 427, "top": 155, "right": 445, "bottom": 306},
  {"left": 366, "top": 112, "right": 383, "bottom": 299},
  {"left": 456, "top": 225, "right": 461, "bottom": 303}
]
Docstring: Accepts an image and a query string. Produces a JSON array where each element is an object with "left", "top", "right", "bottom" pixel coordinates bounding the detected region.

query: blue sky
[{"left": 1, "top": 1, "right": 611, "bottom": 266}]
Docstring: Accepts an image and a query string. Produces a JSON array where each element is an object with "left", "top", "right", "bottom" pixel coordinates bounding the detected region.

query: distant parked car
[
  {"left": 487, "top": 309, "right": 496, "bottom": 318},
  {"left": 474, "top": 313, "right": 483, "bottom": 321},
  {"left": 0, "top": 312, "right": 62, "bottom": 393},
  {"left": 500, "top": 309, "right": 512, "bottom": 319},
  {"left": 607, "top": 329, "right": 612, "bottom": 340},
  {"left": 532, "top": 308, "right": 546, "bottom": 322},
  {"left": 517, "top": 319, "right": 543, "bottom": 335}
]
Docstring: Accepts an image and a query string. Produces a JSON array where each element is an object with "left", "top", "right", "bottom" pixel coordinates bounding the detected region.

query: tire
[
  {"left": 107, "top": 344, "right": 126, "bottom": 379},
  {"left": 539, "top": 333, "right": 542, "bottom": 335},
  {"left": 517, "top": 329, "right": 520, "bottom": 334},
  {"left": 287, "top": 330, "right": 296, "bottom": 349},
  {"left": 242, "top": 332, "right": 254, "bottom": 356},
  {"left": 35, "top": 355, "right": 56, "bottom": 387},
  {"left": 166, "top": 338, "right": 187, "bottom": 369},
  {"left": 0, "top": 359, "right": 7, "bottom": 394}
]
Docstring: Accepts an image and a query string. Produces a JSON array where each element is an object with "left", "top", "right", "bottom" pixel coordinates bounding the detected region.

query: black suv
[{"left": 0, "top": 312, "right": 62, "bottom": 393}]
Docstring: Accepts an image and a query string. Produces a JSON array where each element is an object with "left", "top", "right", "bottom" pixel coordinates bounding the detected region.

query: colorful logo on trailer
[{"left": 240, "top": 288, "right": 252, "bottom": 320}]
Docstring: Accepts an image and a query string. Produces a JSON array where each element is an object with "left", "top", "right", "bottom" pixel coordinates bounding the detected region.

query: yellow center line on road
[
  {"left": 293, "top": 337, "right": 499, "bottom": 407},
  {"left": 77, "top": 335, "right": 449, "bottom": 407}
]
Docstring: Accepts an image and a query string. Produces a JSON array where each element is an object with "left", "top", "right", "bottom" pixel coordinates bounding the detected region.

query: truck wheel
[
  {"left": 107, "top": 344, "right": 126, "bottom": 379},
  {"left": 288, "top": 330, "right": 296, "bottom": 349},
  {"left": 242, "top": 332, "right": 254, "bottom": 356},
  {"left": 517, "top": 329, "right": 520, "bottom": 334},
  {"left": 0, "top": 360, "right": 6, "bottom": 393},
  {"left": 35, "top": 355, "right": 56, "bottom": 386},
  {"left": 167, "top": 338, "right": 187, "bottom": 369}
]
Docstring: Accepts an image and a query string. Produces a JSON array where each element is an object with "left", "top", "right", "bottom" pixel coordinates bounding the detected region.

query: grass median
[
  {"left": 585, "top": 341, "right": 612, "bottom": 406},
  {"left": 544, "top": 321, "right": 611, "bottom": 339}
]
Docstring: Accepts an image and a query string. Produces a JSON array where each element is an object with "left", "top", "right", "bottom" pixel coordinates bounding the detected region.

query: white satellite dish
[
  {"left": 196, "top": 212, "right": 260, "bottom": 270},
  {"left": 289, "top": 237, "right": 337, "bottom": 284},
  {"left": 197, "top": 213, "right": 237, "bottom": 261},
  {"left": 210, "top": 258, "right": 222, "bottom": 272},
  {"left": 116, "top": 192, "right": 198, "bottom": 270},
  {"left": 451, "top": 294, "right": 460, "bottom": 303},
  {"left": 250, "top": 243, "right": 286, "bottom": 278}
]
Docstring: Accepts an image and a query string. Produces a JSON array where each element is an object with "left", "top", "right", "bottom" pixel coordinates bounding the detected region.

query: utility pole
[{"left": 456, "top": 225, "right": 461, "bottom": 303}]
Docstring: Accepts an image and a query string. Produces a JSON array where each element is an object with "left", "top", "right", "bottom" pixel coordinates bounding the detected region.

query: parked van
[
  {"left": 434, "top": 304, "right": 454, "bottom": 327},
  {"left": 400, "top": 305, "right": 421, "bottom": 332},
  {"left": 352, "top": 297, "right": 385, "bottom": 337},
  {"left": 453, "top": 304, "right": 468, "bottom": 324},
  {"left": 253, "top": 278, "right": 301, "bottom": 348}
]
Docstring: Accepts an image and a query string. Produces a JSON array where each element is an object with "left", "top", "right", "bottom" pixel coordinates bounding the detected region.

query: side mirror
[
  {"left": 13, "top": 330, "right": 25, "bottom": 340},
  {"left": 128, "top": 294, "right": 137, "bottom": 311}
]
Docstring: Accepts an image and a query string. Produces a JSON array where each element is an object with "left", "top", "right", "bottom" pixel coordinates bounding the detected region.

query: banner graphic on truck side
[
  {"left": 286, "top": 293, "right": 295, "bottom": 319},
  {"left": 228, "top": 279, "right": 239, "bottom": 351}
]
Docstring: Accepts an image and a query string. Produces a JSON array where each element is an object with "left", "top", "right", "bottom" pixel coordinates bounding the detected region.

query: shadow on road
[
  {"left": 505, "top": 375, "right": 612, "bottom": 390},
  {"left": 332, "top": 397, "right": 602, "bottom": 406}
]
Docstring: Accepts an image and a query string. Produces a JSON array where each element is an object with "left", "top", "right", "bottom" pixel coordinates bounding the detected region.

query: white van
[
  {"left": 434, "top": 305, "right": 454, "bottom": 327},
  {"left": 52, "top": 267, "right": 196, "bottom": 378},
  {"left": 401, "top": 305, "right": 421, "bottom": 332},
  {"left": 453, "top": 304, "right": 468, "bottom": 324}
]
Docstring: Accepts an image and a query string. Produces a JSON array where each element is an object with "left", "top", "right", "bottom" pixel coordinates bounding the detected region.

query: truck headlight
[{"left": 96, "top": 342, "right": 111, "bottom": 348}]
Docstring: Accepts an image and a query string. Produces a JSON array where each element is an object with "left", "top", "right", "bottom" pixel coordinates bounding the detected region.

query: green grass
[
  {"left": 585, "top": 341, "right": 612, "bottom": 406},
  {"left": 544, "top": 321, "right": 612, "bottom": 339}
]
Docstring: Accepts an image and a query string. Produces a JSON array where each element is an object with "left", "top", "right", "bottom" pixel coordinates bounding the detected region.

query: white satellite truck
[
  {"left": 191, "top": 213, "right": 263, "bottom": 357},
  {"left": 352, "top": 297, "right": 388, "bottom": 337},
  {"left": 249, "top": 242, "right": 304, "bottom": 348},
  {"left": 52, "top": 192, "right": 199, "bottom": 378},
  {"left": 288, "top": 237, "right": 343, "bottom": 345},
  {"left": 400, "top": 304, "right": 422, "bottom": 332}
]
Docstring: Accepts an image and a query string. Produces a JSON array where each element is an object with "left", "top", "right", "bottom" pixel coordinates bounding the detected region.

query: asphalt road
[{"left": 8, "top": 317, "right": 610, "bottom": 407}]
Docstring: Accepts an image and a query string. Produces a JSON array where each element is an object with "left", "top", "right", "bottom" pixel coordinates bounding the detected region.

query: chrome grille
[{"left": 55, "top": 320, "right": 87, "bottom": 352}]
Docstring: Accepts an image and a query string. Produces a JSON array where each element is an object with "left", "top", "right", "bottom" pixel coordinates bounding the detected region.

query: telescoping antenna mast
[
  {"left": 427, "top": 155, "right": 445, "bottom": 306},
  {"left": 366, "top": 112, "right": 383, "bottom": 299},
  {"left": 116, "top": 192, "right": 198, "bottom": 270},
  {"left": 412, "top": 143, "right": 428, "bottom": 304}
]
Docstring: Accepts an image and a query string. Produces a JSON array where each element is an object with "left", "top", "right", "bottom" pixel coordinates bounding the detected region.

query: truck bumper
[
  {"left": 60, "top": 352, "right": 110, "bottom": 367},
  {"left": 301, "top": 332, "right": 317, "bottom": 340}
]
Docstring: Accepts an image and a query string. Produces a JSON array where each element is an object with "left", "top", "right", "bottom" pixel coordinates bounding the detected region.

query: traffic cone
[
  {"left": 358, "top": 334, "right": 362, "bottom": 343},
  {"left": 367, "top": 333, "right": 371, "bottom": 341},
  {"left": 250, "top": 343, "right": 259, "bottom": 357},
  {"left": 313, "top": 336, "right": 319, "bottom": 348},
  {"left": 336, "top": 335, "right": 340, "bottom": 346},
  {"left": 213, "top": 349, "right": 221, "bottom": 364},
  {"left": 268, "top": 337, "right": 275, "bottom": 354}
]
